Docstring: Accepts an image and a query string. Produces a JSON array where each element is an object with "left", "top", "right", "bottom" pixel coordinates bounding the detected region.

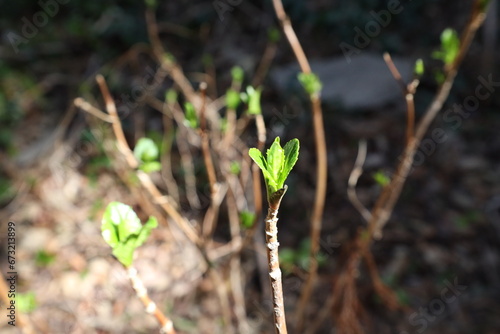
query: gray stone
[{"left": 270, "top": 53, "right": 415, "bottom": 110}]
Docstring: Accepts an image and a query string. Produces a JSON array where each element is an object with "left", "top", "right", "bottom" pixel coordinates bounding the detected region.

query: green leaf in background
[
  {"left": 414, "top": 58, "right": 424, "bottom": 76},
  {"left": 35, "top": 250, "right": 56, "bottom": 267},
  {"left": 240, "top": 210, "right": 256, "bottom": 229},
  {"left": 279, "top": 248, "right": 296, "bottom": 274},
  {"left": 144, "top": 0, "right": 157, "bottom": 9},
  {"left": 133, "top": 138, "right": 159, "bottom": 162},
  {"left": 0, "top": 176, "right": 14, "bottom": 203},
  {"left": 16, "top": 292, "right": 37, "bottom": 313},
  {"left": 478, "top": 0, "right": 492, "bottom": 11},
  {"left": 267, "top": 27, "right": 281, "bottom": 43},
  {"left": 165, "top": 89, "right": 178, "bottom": 105},
  {"left": 220, "top": 117, "right": 228, "bottom": 133},
  {"left": 245, "top": 86, "right": 262, "bottom": 115},
  {"left": 372, "top": 170, "right": 390, "bottom": 187},
  {"left": 432, "top": 28, "right": 460, "bottom": 66},
  {"left": 226, "top": 89, "right": 241, "bottom": 109},
  {"left": 184, "top": 102, "right": 198, "bottom": 128},
  {"left": 298, "top": 72, "right": 322, "bottom": 95},
  {"left": 139, "top": 161, "right": 162, "bottom": 173},
  {"left": 202, "top": 54, "right": 213, "bottom": 67},
  {"left": 230, "top": 161, "right": 241, "bottom": 175},
  {"left": 231, "top": 66, "right": 244, "bottom": 84},
  {"left": 101, "top": 202, "right": 158, "bottom": 267}
]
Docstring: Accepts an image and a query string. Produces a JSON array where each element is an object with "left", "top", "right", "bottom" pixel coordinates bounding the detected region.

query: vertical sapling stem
[{"left": 249, "top": 137, "right": 300, "bottom": 334}]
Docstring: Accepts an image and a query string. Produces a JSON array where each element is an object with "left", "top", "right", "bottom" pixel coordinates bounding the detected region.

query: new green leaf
[
  {"left": 139, "top": 161, "right": 162, "bottom": 173},
  {"left": 226, "top": 89, "right": 241, "bottom": 109},
  {"left": 245, "top": 86, "right": 262, "bottom": 115},
  {"left": 184, "top": 102, "right": 198, "bottom": 128},
  {"left": 240, "top": 210, "right": 256, "bottom": 229},
  {"left": 432, "top": 28, "right": 460, "bottom": 66},
  {"left": 267, "top": 137, "right": 285, "bottom": 184},
  {"left": 134, "top": 138, "right": 159, "bottom": 162},
  {"left": 231, "top": 66, "right": 244, "bottom": 84},
  {"left": 101, "top": 202, "right": 158, "bottom": 267},
  {"left": 414, "top": 59, "right": 424, "bottom": 76},
  {"left": 248, "top": 148, "right": 274, "bottom": 183},
  {"left": 298, "top": 72, "right": 322, "bottom": 95}
]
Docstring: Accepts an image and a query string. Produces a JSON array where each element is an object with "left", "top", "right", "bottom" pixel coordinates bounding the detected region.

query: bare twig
[
  {"left": 145, "top": 8, "right": 200, "bottom": 111},
  {"left": 95, "top": 75, "right": 138, "bottom": 169},
  {"left": 252, "top": 38, "right": 278, "bottom": 87},
  {"left": 160, "top": 106, "right": 181, "bottom": 206},
  {"left": 199, "top": 82, "right": 217, "bottom": 192},
  {"left": 127, "top": 267, "right": 176, "bottom": 334},
  {"left": 199, "top": 82, "right": 223, "bottom": 239},
  {"left": 226, "top": 183, "right": 250, "bottom": 333},
  {"left": 74, "top": 97, "right": 114, "bottom": 123},
  {"left": 270, "top": 2, "right": 328, "bottom": 328},
  {"left": 167, "top": 101, "right": 202, "bottom": 209},
  {"left": 347, "top": 140, "right": 372, "bottom": 223},
  {"left": 271, "top": 0, "right": 311, "bottom": 73},
  {"left": 243, "top": 113, "right": 266, "bottom": 249},
  {"left": 382, "top": 53, "right": 419, "bottom": 145}
]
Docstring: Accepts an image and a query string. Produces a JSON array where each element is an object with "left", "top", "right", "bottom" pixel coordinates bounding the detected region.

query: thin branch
[
  {"left": 227, "top": 183, "right": 250, "bottom": 333},
  {"left": 347, "top": 139, "right": 372, "bottom": 223},
  {"left": 199, "top": 82, "right": 222, "bottom": 239},
  {"left": 382, "top": 52, "right": 407, "bottom": 92},
  {"left": 74, "top": 97, "right": 114, "bottom": 123},
  {"left": 271, "top": 0, "right": 311, "bottom": 73},
  {"left": 242, "top": 113, "right": 266, "bottom": 250},
  {"left": 252, "top": 38, "right": 278, "bottom": 87},
  {"left": 160, "top": 106, "right": 181, "bottom": 206},
  {"left": 127, "top": 267, "right": 176, "bottom": 334},
  {"left": 295, "top": 95, "right": 328, "bottom": 331},
  {"left": 145, "top": 8, "right": 200, "bottom": 112},
  {"left": 199, "top": 82, "right": 217, "bottom": 192},
  {"left": 95, "top": 74, "right": 138, "bottom": 169},
  {"left": 165, "top": 99, "right": 203, "bottom": 209},
  {"left": 382, "top": 52, "right": 419, "bottom": 146}
]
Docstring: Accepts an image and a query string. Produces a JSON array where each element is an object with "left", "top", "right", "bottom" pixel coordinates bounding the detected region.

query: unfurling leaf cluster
[
  {"left": 249, "top": 137, "right": 300, "bottom": 198},
  {"left": 432, "top": 28, "right": 460, "bottom": 66},
  {"left": 101, "top": 202, "right": 158, "bottom": 267},
  {"left": 133, "top": 138, "right": 162, "bottom": 173}
]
